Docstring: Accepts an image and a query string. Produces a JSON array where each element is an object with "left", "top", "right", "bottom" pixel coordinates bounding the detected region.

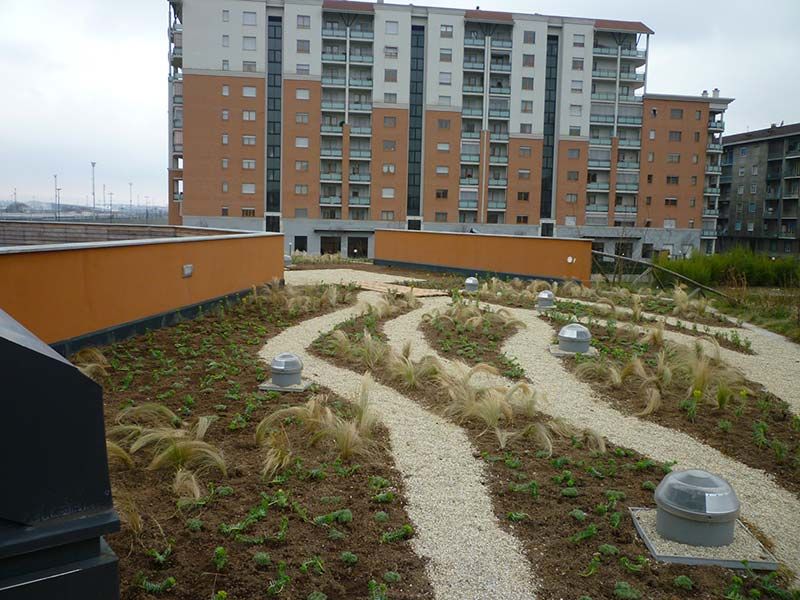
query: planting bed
[{"left": 77, "top": 284, "right": 433, "bottom": 600}]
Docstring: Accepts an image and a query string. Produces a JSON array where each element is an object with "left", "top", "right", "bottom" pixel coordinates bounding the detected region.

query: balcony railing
[
  {"left": 320, "top": 173, "right": 342, "bottom": 181},
  {"left": 348, "top": 196, "right": 370, "bottom": 206},
  {"left": 707, "top": 143, "right": 723, "bottom": 152},
  {"left": 489, "top": 155, "right": 509, "bottom": 164},
  {"left": 616, "top": 183, "right": 639, "bottom": 191},
  {"left": 592, "top": 69, "right": 616, "bottom": 78},
  {"left": 320, "top": 196, "right": 342, "bottom": 205},
  {"left": 620, "top": 71, "right": 645, "bottom": 81},
  {"left": 349, "top": 54, "right": 373, "bottom": 63},
  {"left": 322, "top": 77, "right": 346, "bottom": 86},
  {"left": 591, "top": 92, "right": 616, "bottom": 101},
  {"left": 618, "top": 139, "right": 641, "bottom": 147},
  {"left": 322, "top": 101, "right": 345, "bottom": 110},
  {"left": 350, "top": 29, "right": 374, "bottom": 39},
  {"left": 588, "top": 159, "right": 611, "bottom": 168},
  {"left": 704, "top": 187, "right": 721, "bottom": 195},
  {"left": 785, "top": 170, "right": 800, "bottom": 178},
  {"left": 462, "top": 107, "right": 482, "bottom": 116},
  {"left": 349, "top": 149, "right": 371, "bottom": 158},
  {"left": 349, "top": 78, "right": 373, "bottom": 87},
  {"left": 618, "top": 116, "right": 642, "bottom": 125},
  {"left": 590, "top": 114, "right": 615, "bottom": 124},
  {"left": 322, "top": 28, "right": 347, "bottom": 38},
  {"left": 350, "top": 126, "right": 371, "bottom": 135},
  {"left": 349, "top": 102, "right": 372, "bottom": 111},
  {"left": 464, "top": 61, "right": 484, "bottom": 70},
  {"left": 321, "top": 124, "right": 343, "bottom": 134},
  {"left": 464, "top": 37, "right": 485, "bottom": 47},
  {"left": 488, "top": 178, "right": 508, "bottom": 186},
  {"left": 705, "top": 165, "right": 722, "bottom": 174},
  {"left": 491, "top": 38, "right": 512, "bottom": 48},
  {"left": 322, "top": 52, "right": 347, "bottom": 62},
  {"left": 708, "top": 120, "right": 725, "bottom": 131},
  {"left": 590, "top": 137, "right": 612, "bottom": 146},
  {"left": 490, "top": 132, "right": 509, "bottom": 141},
  {"left": 488, "top": 87, "right": 511, "bottom": 96},
  {"left": 463, "top": 85, "right": 484, "bottom": 94},
  {"left": 349, "top": 173, "right": 370, "bottom": 182},
  {"left": 462, "top": 131, "right": 480, "bottom": 139},
  {"left": 460, "top": 177, "right": 478, "bottom": 186},
  {"left": 614, "top": 205, "right": 638, "bottom": 213},
  {"left": 321, "top": 148, "right": 343, "bottom": 157},
  {"left": 701, "top": 230, "right": 717, "bottom": 238},
  {"left": 617, "top": 161, "right": 640, "bottom": 169},
  {"left": 489, "top": 62, "right": 511, "bottom": 72},
  {"left": 703, "top": 208, "right": 719, "bottom": 217},
  {"left": 586, "top": 204, "right": 609, "bottom": 212},
  {"left": 587, "top": 182, "right": 610, "bottom": 191},
  {"left": 488, "top": 109, "right": 510, "bottom": 118},
  {"left": 461, "top": 153, "right": 480, "bottom": 163},
  {"left": 459, "top": 200, "right": 478, "bottom": 209}
]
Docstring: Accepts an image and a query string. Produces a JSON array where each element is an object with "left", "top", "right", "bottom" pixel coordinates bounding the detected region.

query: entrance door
[
  {"left": 347, "top": 236, "right": 368, "bottom": 258},
  {"left": 320, "top": 236, "right": 341, "bottom": 255}
]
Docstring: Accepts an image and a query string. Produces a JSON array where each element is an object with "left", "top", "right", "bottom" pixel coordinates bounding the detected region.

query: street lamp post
[
  {"left": 129, "top": 182, "right": 133, "bottom": 212},
  {"left": 91, "top": 162, "right": 96, "bottom": 211},
  {"left": 108, "top": 191, "right": 114, "bottom": 222},
  {"left": 53, "top": 174, "right": 58, "bottom": 220}
]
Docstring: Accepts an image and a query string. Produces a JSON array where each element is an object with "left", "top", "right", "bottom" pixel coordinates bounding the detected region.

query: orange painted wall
[
  {"left": 0, "top": 234, "right": 283, "bottom": 344},
  {"left": 374, "top": 230, "right": 591, "bottom": 283}
]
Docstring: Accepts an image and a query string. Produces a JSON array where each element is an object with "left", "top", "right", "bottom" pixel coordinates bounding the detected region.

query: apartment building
[
  {"left": 166, "top": 0, "right": 732, "bottom": 259},
  {"left": 717, "top": 123, "right": 800, "bottom": 256}
]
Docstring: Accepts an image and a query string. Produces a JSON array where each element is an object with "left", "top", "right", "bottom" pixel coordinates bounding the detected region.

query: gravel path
[
  {"left": 257, "top": 293, "right": 537, "bottom": 600},
  {"left": 285, "top": 268, "right": 421, "bottom": 287},
  {"left": 380, "top": 298, "right": 800, "bottom": 579}
]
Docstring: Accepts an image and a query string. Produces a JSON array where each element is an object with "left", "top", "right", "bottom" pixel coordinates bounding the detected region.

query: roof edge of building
[{"left": 723, "top": 122, "right": 800, "bottom": 145}]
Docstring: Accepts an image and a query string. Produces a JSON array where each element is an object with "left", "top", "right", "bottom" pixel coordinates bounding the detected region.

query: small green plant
[
  {"left": 581, "top": 554, "right": 601, "bottom": 577},
  {"left": 613, "top": 581, "right": 642, "bottom": 599},
  {"left": 340, "top": 551, "right": 358, "bottom": 565},
  {"left": 609, "top": 512, "right": 622, "bottom": 529},
  {"left": 619, "top": 555, "right": 646, "bottom": 573},
  {"left": 641, "top": 481, "right": 656, "bottom": 491},
  {"left": 147, "top": 543, "right": 173, "bottom": 566},
  {"left": 381, "top": 524, "right": 414, "bottom": 543},
  {"left": 267, "top": 561, "right": 290, "bottom": 595},
  {"left": 253, "top": 552, "right": 271, "bottom": 567},
  {"left": 328, "top": 527, "right": 346, "bottom": 540},
  {"left": 569, "top": 509, "right": 588, "bottom": 522},
  {"left": 307, "top": 593, "right": 327, "bottom": 600},
  {"left": 214, "top": 592, "right": 228, "bottom": 600},
  {"left": 772, "top": 439, "right": 789, "bottom": 462},
  {"left": 374, "top": 511, "right": 390, "bottom": 522},
  {"left": 718, "top": 419, "right": 733, "bottom": 433},
  {"left": 508, "top": 480, "right": 539, "bottom": 498},
  {"left": 679, "top": 396, "right": 698, "bottom": 422},
  {"left": 186, "top": 517, "right": 203, "bottom": 532},
  {"left": 569, "top": 523, "right": 598, "bottom": 544},
  {"left": 561, "top": 487, "right": 579, "bottom": 498},
  {"left": 300, "top": 556, "right": 325, "bottom": 575},
  {"left": 383, "top": 571, "right": 401, "bottom": 584},
  {"left": 753, "top": 421, "right": 769, "bottom": 448},
  {"left": 213, "top": 546, "right": 228, "bottom": 571},
  {"left": 314, "top": 508, "right": 353, "bottom": 526},
  {"left": 138, "top": 575, "right": 177, "bottom": 595},
  {"left": 368, "top": 580, "right": 389, "bottom": 600},
  {"left": 372, "top": 491, "right": 395, "bottom": 503},
  {"left": 369, "top": 476, "right": 390, "bottom": 489},
  {"left": 598, "top": 544, "right": 619, "bottom": 557},
  {"left": 507, "top": 511, "right": 529, "bottom": 522},
  {"left": 673, "top": 575, "right": 693, "bottom": 590}
]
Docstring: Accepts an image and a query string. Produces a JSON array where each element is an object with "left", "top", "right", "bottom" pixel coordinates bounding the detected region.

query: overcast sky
[{"left": 1, "top": 0, "right": 798, "bottom": 206}]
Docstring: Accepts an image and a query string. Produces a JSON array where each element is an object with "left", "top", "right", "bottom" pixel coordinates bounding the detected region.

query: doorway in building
[
  {"left": 347, "top": 236, "right": 368, "bottom": 259},
  {"left": 320, "top": 236, "right": 341, "bottom": 255}
]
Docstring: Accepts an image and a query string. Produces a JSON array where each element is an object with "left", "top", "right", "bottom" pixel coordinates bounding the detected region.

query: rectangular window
[
  {"left": 222, "top": 9, "right": 229, "bottom": 22},
  {"left": 666, "top": 176, "right": 679, "bottom": 185},
  {"left": 221, "top": 182, "right": 229, "bottom": 193},
  {"left": 435, "top": 166, "right": 449, "bottom": 175},
  {"left": 438, "top": 119, "right": 450, "bottom": 129},
  {"left": 383, "top": 140, "right": 396, "bottom": 151},
  {"left": 243, "top": 110, "right": 256, "bottom": 121},
  {"left": 569, "top": 126, "right": 580, "bottom": 136},
  {"left": 691, "top": 176, "right": 697, "bottom": 185},
  {"left": 751, "top": 165, "right": 759, "bottom": 175},
  {"left": 751, "top": 183, "right": 757, "bottom": 194},
  {"left": 647, "top": 151, "right": 654, "bottom": 162},
  {"left": 221, "top": 206, "right": 229, "bottom": 216},
  {"left": 738, "top": 185, "right": 744, "bottom": 195},
  {"left": 222, "top": 59, "right": 229, "bottom": 70},
  {"left": 382, "top": 187, "right": 395, "bottom": 199},
  {"left": 565, "top": 193, "right": 578, "bottom": 203},
  {"left": 297, "top": 14, "right": 311, "bottom": 28},
  {"left": 567, "top": 148, "right": 580, "bottom": 159},
  {"left": 522, "top": 77, "right": 534, "bottom": 90},
  {"left": 382, "top": 163, "right": 396, "bottom": 174},
  {"left": 521, "top": 100, "right": 533, "bottom": 113},
  {"left": 385, "top": 68, "right": 398, "bottom": 82},
  {"left": 242, "top": 135, "right": 256, "bottom": 145},
  {"left": 221, "top": 109, "right": 229, "bottom": 121},
  {"left": 295, "top": 112, "right": 309, "bottom": 124},
  {"left": 384, "top": 46, "right": 398, "bottom": 59},
  {"left": 383, "top": 116, "right": 397, "bottom": 128},
  {"left": 572, "top": 58, "right": 584, "bottom": 70},
  {"left": 569, "top": 104, "right": 582, "bottom": 116},
  {"left": 242, "top": 183, "right": 256, "bottom": 194},
  {"left": 664, "top": 197, "right": 678, "bottom": 206},
  {"left": 573, "top": 34, "right": 585, "bottom": 47},
  {"left": 518, "top": 169, "right": 530, "bottom": 179},
  {"left": 243, "top": 36, "right": 257, "bottom": 51},
  {"left": 243, "top": 86, "right": 257, "bottom": 97},
  {"left": 523, "top": 30, "right": 535, "bottom": 44},
  {"left": 435, "top": 189, "right": 448, "bottom": 199},
  {"left": 221, "top": 158, "right": 229, "bottom": 169},
  {"left": 296, "top": 88, "right": 310, "bottom": 100},
  {"left": 295, "top": 137, "right": 309, "bottom": 148},
  {"left": 523, "top": 54, "right": 535, "bottom": 67},
  {"left": 242, "top": 208, "right": 256, "bottom": 217},
  {"left": 380, "top": 211, "right": 395, "bottom": 220},
  {"left": 670, "top": 108, "right": 684, "bottom": 119},
  {"left": 222, "top": 85, "right": 230, "bottom": 96},
  {"left": 649, "top": 129, "right": 655, "bottom": 140},
  {"left": 740, "top": 147, "right": 748, "bottom": 156},
  {"left": 386, "top": 20, "right": 399, "bottom": 34},
  {"left": 242, "top": 159, "right": 256, "bottom": 170},
  {"left": 243, "top": 61, "right": 257, "bottom": 72},
  {"left": 440, "top": 48, "right": 452, "bottom": 62},
  {"left": 571, "top": 80, "right": 583, "bottom": 93},
  {"left": 694, "top": 131, "right": 701, "bottom": 142},
  {"left": 435, "top": 211, "right": 448, "bottom": 222},
  {"left": 519, "top": 146, "right": 532, "bottom": 158},
  {"left": 647, "top": 174, "right": 653, "bottom": 183},
  {"left": 294, "top": 184, "right": 308, "bottom": 195},
  {"left": 518, "top": 191, "right": 530, "bottom": 201},
  {"left": 384, "top": 92, "right": 397, "bottom": 103},
  {"left": 692, "top": 153, "right": 699, "bottom": 164},
  {"left": 436, "top": 142, "right": 450, "bottom": 151},
  {"left": 221, "top": 134, "right": 229, "bottom": 145},
  {"left": 669, "top": 130, "right": 682, "bottom": 141},
  {"left": 438, "top": 95, "right": 451, "bottom": 106},
  {"left": 295, "top": 160, "right": 308, "bottom": 171},
  {"left": 667, "top": 153, "right": 680, "bottom": 163},
  {"left": 439, "top": 71, "right": 452, "bottom": 85},
  {"left": 440, "top": 24, "right": 453, "bottom": 38},
  {"left": 297, "top": 39, "right": 310, "bottom": 53},
  {"left": 517, "top": 215, "right": 529, "bottom": 224},
  {"left": 695, "top": 110, "right": 702, "bottom": 120},
  {"left": 295, "top": 208, "right": 308, "bottom": 218},
  {"left": 222, "top": 34, "right": 230, "bottom": 47},
  {"left": 567, "top": 171, "right": 579, "bottom": 181},
  {"left": 296, "top": 63, "right": 310, "bottom": 75},
  {"left": 521, "top": 123, "right": 533, "bottom": 134}
]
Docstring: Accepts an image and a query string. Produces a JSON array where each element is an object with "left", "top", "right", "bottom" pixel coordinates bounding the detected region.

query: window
[
  {"left": 221, "top": 206, "right": 229, "bottom": 216},
  {"left": 221, "top": 133, "right": 229, "bottom": 145},
  {"left": 383, "top": 140, "right": 396, "bottom": 151},
  {"left": 519, "top": 146, "right": 532, "bottom": 158},
  {"left": 296, "top": 88, "right": 310, "bottom": 100},
  {"left": 521, "top": 123, "right": 534, "bottom": 134},
  {"left": 573, "top": 34, "right": 585, "bottom": 47},
  {"left": 518, "top": 191, "right": 530, "bottom": 201},
  {"left": 386, "top": 20, "right": 399, "bottom": 34},
  {"left": 242, "top": 208, "right": 256, "bottom": 217},
  {"left": 295, "top": 63, "right": 310, "bottom": 75},
  {"left": 221, "top": 109, "right": 230, "bottom": 121},
  {"left": 436, "top": 189, "right": 448, "bottom": 199},
  {"left": 669, "top": 130, "right": 682, "bottom": 141},
  {"left": 567, "top": 171, "right": 579, "bottom": 181},
  {"left": 294, "top": 208, "right": 308, "bottom": 219},
  {"left": 243, "top": 86, "right": 257, "bottom": 97},
  {"left": 435, "top": 212, "right": 448, "bottom": 222},
  {"left": 647, "top": 151, "right": 654, "bottom": 162},
  {"left": 695, "top": 110, "right": 702, "bottom": 120},
  {"left": 689, "top": 175, "right": 697, "bottom": 185},
  {"left": 571, "top": 80, "right": 583, "bottom": 93},
  {"left": 567, "top": 148, "right": 580, "bottom": 159},
  {"left": 221, "top": 182, "right": 229, "bottom": 193},
  {"left": 694, "top": 131, "right": 701, "bottom": 142},
  {"left": 295, "top": 112, "right": 309, "bottom": 124},
  {"left": 222, "top": 85, "right": 230, "bottom": 96},
  {"left": 565, "top": 216, "right": 577, "bottom": 226},
  {"left": 645, "top": 196, "right": 652, "bottom": 205},
  {"left": 692, "top": 153, "right": 699, "bottom": 164},
  {"left": 438, "top": 119, "right": 450, "bottom": 129},
  {"left": 439, "top": 71, "right": 452, "bottom": 86},
  {"left": 382, "top": 163, "right": 396, "bottom": 174},
  {"left": 243, "top": 11, "right": 257, "bottom": 25},
  {"left": 242, "top": 183, "right": 256, "bottom": 194},
  {"left": 221, "top": 158, "right": 229, "bottom": 169},
  {"left": 521, "top": 100, "right": 533, "bottom": 113},
  {"left": 523, "top": 54, "right": 535, "bottom": 67},
  {"left": 664, "top": 197, "right": 678, "bottom": 206},
  {"left": 565, "top": 193, "right": 578, "bottom": 203},
  {"left": 435, "top": 166, "right": 449, "bottom": 175},
  {"left": 438, "top": 95, "right": 451, "bottom": 106},
  {"left": 747, "top": 222, "right": 755, "bottom": 232},
  {"left": 440, "top": 24, "right": 453, "bottom": 38},
  {"left": 384, "top": 92, "right": 397, "bottom": 103},
  {"left": 752, "top": 165, "right": 759, "bottom": 175},
  {"left": 666, "top": 176, "right": 679, "bottom": 185},
  {"left": 222, "top": 9, "right": 229, "bottom": 22},
  {"left": 383, "top": 116, "right": 397, "bottom": 128},
  {"left": 664, "top": 218, "right": 676, "bottom": 229},
  {"left": 751, "top": 183, "right": 757, "bottom": 194},
  {"left": 380, "top": 211, "right": 395, "bottom": 220},
  {"left": 522, "top": 77, "right": 534, "bottom": 90},
  {"left": 243, "top": 110, "right": 256, "bottom": 121},
  {"left": 740, "top": 147, "right": 748, "bottom": 156},
  {"left": 295, "top": 160, "right": 308, "bottom": 171},
  {"left": 382, "top": 187, "right": 395, "bottom": 199},
  {"left": 295, "top": 136, "right": 309, "bottom": 148},
  {"left": 647, "top": 174, "right": 653, "bottom": 183},
  {"left": 515, "top": 215, "right": 528, "bottom": 224},
  {"left": 689, "top": 197, "right": 696, "bottom": 207},
  {"left": 294, "top": 184, "right": 308, "bottom": 195},
  {"left": 384, "top": 68, "right": 398, "bottom": 83},
  {"left": 222, "top": 34, "right": 230, "bottom": 47},
  {"left": 436, "top": 142, "right": 450, "bottom": 152},
  {"left": 518, "top": 169, "right": 531, "bottom": 179},
  {"left": 737, "top": 185, "right": 744, "bottom": 195},
  {"left": 569, "top": 126, "right": 580, "bottom": 136},
  {"left": 648, "top": 129, "right": 656, "bottom": 140},
  {"left": 384, "top": 46, "right": 398, "bottom": 59},
  {"left": 243, "top": 61, "right": 256, "bottom": 72},
  {"left": 523, "top": 30, "right": 535, "bottom": 44},
  {"left": 572, "top": 58, "right": 584, "bottom": 71},
  {"left": 222, "top": 59, "right": 229, "bottom": 70},
  {"left": 667, "top": 153, "right": 680, "bottom": 163},
  {"left": 569, "top": 104, "right": 582, "bottom": 116},
  {"left": 243, "top": 36, "right": 257, "bottom": 51},
  {"left": 242, "top": 135, "right": 256, "bottom": 145},
  {"left": 242, "top": 159, "right": 256, "bottom": 170},
  {"left": 440, "top": 48, "right": 452, "bottom": 62},
  {"left": 297, "top": 39, "right": 310, "bottom": 53},
  {"left": 670, "top": 108, "right": 684, "bottom": 119},
  {"left": 297, "top": 14, "right": 310, "bottom": 28}
]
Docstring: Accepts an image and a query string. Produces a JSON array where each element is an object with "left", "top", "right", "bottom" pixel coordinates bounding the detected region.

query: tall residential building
[
  {"left": 718, "top": 123, "right": 800, "bottom": 256},
  {"left": 166, "top": 0, "right": 733, "bottom": 259}
]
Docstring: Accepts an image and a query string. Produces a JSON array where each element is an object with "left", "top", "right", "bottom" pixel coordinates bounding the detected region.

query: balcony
[
  {"left": 349, "top": 29, "right": 374, "bottom": 40},
  {"left": 619, "top": 139, "right": 641, "bottom": 148},
  {"left": 779, "top": 229, "right": 797, "bottom": 238},
  {"left": 462, "top": 107, "right": 483, "bottom": 117},
  {"left": 619, "top": 95, "right": 643, "bottom": 104},
  {"left": 787, "top": 147, "right": 800, "bottom": 158},
  {"left": 618, "top": 116, "right": 643, "bottom": 125},
  {"left": 350, "top": 126, "right": 371, "bottom": 135},
  {"left": 703, "top": 208, "right": 720, "bottom": 217},
  {"left": 320, "top": 196, "right": 342, "bottom": 205},
  {"left": 349, "top": 149, "right": 371, "bottom": 159},
  {"left": 490, "top": 132, "right": 509, "bottom": 142},
  {"left": 321, "top": 124, "right": 343, "bottom": 134},
  {"left": 704, "top": 187, "right": 721, "bottom": 195},
  {"left": 587, "top": 182, "right": 610, "bottom": 191},
  {"left": 593, "top": 46, "right": 618, "bottom": 56},
  {"left": 708, "top": 120, "right": 725, "bottom": 132},
  {"left": 617, "top": 161, "right": 640, "bottom": 170},
  {"left": 586, "top": 204, "right": 609, "bottom": 212},
  {"left": 767, "top": 171, "right": 782, "bottom": 181},
  {"left": 489, "top": 62, "right": 511, "bottom": 73},
  {"left": 588, "top": 159, "right": 611, "bottom": 169},
  {"left": 620, "top": 72, "right": 645, "bottom": 82},
  {"left": 785, "top": 189, "right": 800, "bottom": 199},
  {"left": 621, "top": 48, "right": 646, "bottom": 59},
  {"left": 488, "top": 178, "right": 508, "bottom": 187},
  {"left": 322, "top": 28, "right": 347, "bottom": 38},
  {"left": 322, "top": 76, "right": 346, "bottom": 86},
  {"left": 488, "top": 87, "right": 511, "bottom": 96},
  {"left": 701, "top": 230, "right": 717, "bottom": 238},
  {"left": 349, "top": 78, "right": 373, "bottom": 88},
  {"left": 705, "top": 164, "right": 722, "bottom": 174},
  {"left": 488, "top": 109, "right": 510, "bottom": 118},
  {"left": 322, "top": 52, "right": 347, "bottom": 62},
  {"left": 462, "top": 130, "right": 480, "bottom": 139},
  {"left": 616, "top": 183, "right": 639, "bottom": 192},
  {"left": 591, "top": 92, "right": 616, "bottom": 101},
  {"left": 720, "top": 175, "right": 732, "bottom": 184},
  {"left": 463, "top": 85, "right": 484, "bottom": 94},
  {"left": 173, "top": 94, "right": 183, "bottom": 104},
  {"left": 464, "top": 61, "right": 484, "bottom": 71},
  {"left": 491, "top": 38, "right": 512, "bottom": 49},
  {"left": 461, "top": 153, "right": 480, "bottom": 163},
  {"left": 460, "top": 177, "right": 478, "bottom": 186},
  {"left": 590, "top": 114, "right": 615, "bottom": 124},
  {"left": 785, "top": 169, "right": 800, "bottom": 178},
  {"left": 464, "top": 36, "right": 486, "bottom": 47},
  {"left": 489, "top": 155, "right": 508, "bottom": 165},
  {"left": 614, "top": 205, "right": 638, "bottom": 214},
  {"left": 320, "top": 172, "right": 342, "bottom": 182},
  {"left": 349, "top": 173, "right": 370, "bottom": 182},
  {"left": 172, "top": 192, "right": 183, "bottom": 202},
  {"left": 707, "top": 143, "right": 723, "bottom": 153},
  {"left": 348, "top": 196, "right": 370, "bottom": 206},
  {"left": 459, "top": 199, "right": 478, "bottom": 209},
  {"left": 350, "top": 102, "right": 372, "bottom": 111},
  {"left": 322, "top": 101, "right": 345, "bottom": 110},
  {"left": 321, "top": 148, "right": 343, "bottom": 158},
  {"left": 350, "top": 54, "right": 373, "bottom": 64},
  {"left": 592, "top": 69, "right": 616, "bottom": 79},
  {"left": 590, "top": 137, "right": 612, "bottom": 146}
]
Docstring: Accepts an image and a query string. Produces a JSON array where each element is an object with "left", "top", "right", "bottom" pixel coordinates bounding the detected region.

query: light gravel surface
[
  {"left": 380, "top": 298, "right": 800, "bottom": 579},
  {"left": 257, "top": 293, "right": 537, "bottom": 600},
  {"left": 285, "top": 268, "right": 421, "bottom": 287}
]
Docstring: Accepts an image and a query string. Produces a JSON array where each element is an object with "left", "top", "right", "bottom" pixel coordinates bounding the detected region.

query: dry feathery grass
[
  {"left": 115, "top": 493, "right": 145, "bottom": 538},
  {"left": 149, "top": 440, "right": 227, "bottom": 476},
  {"left": 311, "top": 375, "right": 378, "bottom": 459},
  {"left": 130, "top": 427, "right": 188, "bottom": 454},
  {"left": 644, "top": 322, "right": 665, "bottom": 347},
  {"left": 328, "top": 329, "right": 354, "bottom": 357},
  {"left": 117, "top": 403, "right": 181, "bottom": 428},
  {"left": 506, "top": 382, "right": 545, "bottom": 419},
  {"left": 462, "top": 388, "right": 514, "bottom": 431},
  {"left": 78, "top": 363, "right": 109, "bottom": 381},
  {"left": 173, "top": 468, "right": 204, "bottom": 501},
  {"left": 580, "top": 429, "right": 607, "bottom": 454},
  {"left": 494, "top": 428, "right": 517, "bottom": 449},
  {"left": 574, "top": 358, "right": 611, "bottom": 382},
  {"left": 637, "top": 387, "right": 662, "bottom": 416},
  {"left": 106, "top": 440, "right": 134, "bottom": 469},
  {"left": 191, "top": 415, "right": 217, "bottom": 441},
  {"left": 261, "top": 428, "right": 293, "bottom": 478},
  {"left": 354, "top": 329, "right": 387, "bottom": 370},
  {"left": 621, "top": 357, "right": 648, "bottom": 385},
  {"left": 521, "top": 422, "right": 553, "bottom": 457},
  {"left": 439, "top": 362, "right": 498, "bottom": 418},
  {"left": 73, "top": 347, "right": 109, "bottom": 366},
  {"left": 385, "top": 348, "right": 442, "bottom": 390},
  {"left": 255, "top": 394, "right": 332, "bottom": 445}
]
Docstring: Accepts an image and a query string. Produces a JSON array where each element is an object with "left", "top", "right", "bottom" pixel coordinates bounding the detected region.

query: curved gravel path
[
  {"left": 285, "top": 268, "right": 421, "bottom": 286},
  {"left": 257, "top": 293, "right": 537, "bottom": 600},
  {"left": 380, "top": 298, "right": 800, "bottom": 579}
]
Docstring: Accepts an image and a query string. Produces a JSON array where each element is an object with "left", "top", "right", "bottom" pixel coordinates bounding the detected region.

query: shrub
[
  {"left": 383, "top": 571, "right": 401, "bottom": 583},
  {"left": 253, "top": 552, "right": 271, "bottom": 567},
  {"left": 213, "top": 546, "right": 228, "bottom": 571},
  {"left": 673, "top": 575, "right": 693, "bottom": 590},
  {"left": 340, "top": 551, "right": 358, "bottom": 565},
  {"left": 613, "top": 581, "right": 642, "bottom": 599},
  {"left": 655, "top": 247, "right": 800, "bottom": 287}
]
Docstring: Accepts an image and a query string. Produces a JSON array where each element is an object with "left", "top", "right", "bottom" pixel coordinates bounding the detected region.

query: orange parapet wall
[
  {"left": 0, "top": 232, "right": 283, "bottom": 345},
  {"left": 374, "top": 229, "right": 591, "bottom": 284}
]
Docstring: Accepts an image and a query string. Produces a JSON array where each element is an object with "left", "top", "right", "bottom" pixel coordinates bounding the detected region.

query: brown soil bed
[
  {"left": 540, "top": 314, "right": 800, "bottom": 498},
  {"left": 84, "top": 289, "right": 433, "bottom": 600},
  {"left": 308, "top": 313, "right": 796, "bottom": 599}
]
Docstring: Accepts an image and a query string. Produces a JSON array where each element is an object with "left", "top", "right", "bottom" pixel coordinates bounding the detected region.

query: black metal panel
[
  {"left": 406, "top": 25, "right": 425, "bottom": 218},
  {"left": 266, "top": 16, "right": 283, "bottom": 220},
  {"left": 540, "top": 35, "right": 559, "bottom": 220}
]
